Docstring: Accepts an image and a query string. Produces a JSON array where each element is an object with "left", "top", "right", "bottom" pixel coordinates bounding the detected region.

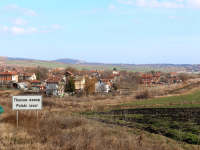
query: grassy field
[
  {"left": 3, "top": 58, "right": 187, "bottom": 72},
  {"left": 1, "top": 95, "right": 196, "bottom": 150},
  {"left": 81, "top": 90, "right": 200, "bottom": 145},
  {"left": 120, "top": 91, "right": 200, "bottom": 108}
]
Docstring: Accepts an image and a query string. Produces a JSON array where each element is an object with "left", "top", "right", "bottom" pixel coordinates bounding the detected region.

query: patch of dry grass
[{"left": 1, "top": 82, "right": 200, "bottom": 149}]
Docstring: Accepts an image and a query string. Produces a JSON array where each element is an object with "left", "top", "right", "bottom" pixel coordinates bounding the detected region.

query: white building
[
  {"left": 24, "top": 73, "right": 36, "bottom": 80},
  {"left": 95, "top": 79, "right": 111, "bottom": 93}
]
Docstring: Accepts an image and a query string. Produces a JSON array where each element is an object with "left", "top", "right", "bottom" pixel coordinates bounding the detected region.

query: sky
[{"left": 0, "top": 0, "right": 200, "bottom": 64}]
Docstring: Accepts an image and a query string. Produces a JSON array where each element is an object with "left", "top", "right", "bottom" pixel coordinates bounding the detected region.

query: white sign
[{"left": 12, "top": 95, "right": 42, "bottom": 110}]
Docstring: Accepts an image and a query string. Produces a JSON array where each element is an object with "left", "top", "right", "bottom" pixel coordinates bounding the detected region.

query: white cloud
[
  {"left": 134, "top": 0, "right": 184, "bottom": 9},
  {"left": 0, "top": 26, "right": 37, "bottom": 35},
  {"left": 3, "top": 5, "right": 38, "bottom": 16},
  {"left": 109, "top": 4, "right": 118, "bottom": 10},
  {"left": 12, "top": 18, "right": 28, "bottom": 25},
  {"left": 52, "top": 24, "right": 65, "bottom": 29},
  {"left": 169, "top": 15, "right": 186, "bottom": 19},
  {"left": 11, "top": 27, "right": 26, "bottom": 34},
  {"left": 117, "top": 0, "right": 133, "bottom": 5},
  {"left": 24, "top": 10, "right": 37, "bottom": 16},
  {"left": 4, "top": 4, "right": 19, "bottom": 11},
  {"left": 41, "top": 30, "right": 51, "bottom": 33},
  {"left": 27, "top": 27, "right": 37, "bottom": 33},
  {"left": 117, "top": 0, "right": 200, "bottom": 9},
  {"left": 133, "top": 19, "right": 141, "bottom": 23}
]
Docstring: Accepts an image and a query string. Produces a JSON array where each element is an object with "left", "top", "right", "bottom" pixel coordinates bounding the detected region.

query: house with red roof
[
  {"left": 17, "top": 70, "right": 27, "bottom": 80},
  {"left": 46, "top": 76, "right": 65, "bottom": 96},
  {"left": 91, "top": 70, "right": 101, "bottom": 77},
  {"left": 140, "top": 75, "right": 153, "bottom": 85},
  {"left": 0, "top": 71, "right": 18, "bottom": 84},
  {"left": 24, "top": 73, "right": 36, "bottom": 80},
  {"left": 95, "top": 79, "right": 111, "bottom": 93},
  {"left": 29, "top": 79, "right": 41, "bottom": 86},
  {"left": 63, "top": 71, "right": 73, "bottom": 78}
]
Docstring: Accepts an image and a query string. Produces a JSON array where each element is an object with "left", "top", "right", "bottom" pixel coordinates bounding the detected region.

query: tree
[
  {"left": 65, "top": 66, "right": 79, "bottom": 75},
  {"left": 65, "top": 77, "right": 75, "bottom": 93},
  {"left": 132, "top": 75, "right": 141, "bottom": 84},
  {"left": 84, "top": 77, "right": 97, "bottom": 96},
  {"left": 37, "top": 70, "right": 41, "bottom": 81},
  {"left": 151, "top": 70, "right": 156, "bottom": 75},
  {"left": 113, "top": 82, "right": 118, "bottom": 90},
  {"left": 179, "top": 73, "right": 189, "bottom": 81}
]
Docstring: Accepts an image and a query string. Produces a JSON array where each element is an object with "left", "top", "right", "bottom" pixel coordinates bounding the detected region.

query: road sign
[
  {"left": 0, "top": 105, "right": 4, "bottom": 114},
  {"left": 12, "top": 95, "right": 42, "bottom": 110}
]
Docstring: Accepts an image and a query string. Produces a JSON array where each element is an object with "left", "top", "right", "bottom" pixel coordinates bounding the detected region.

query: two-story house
[
  {"left": 73, "top": 76, "right": 85, "bottom": 91},
  {"left": 46, "top": 77, "right": 65, "bottom": 96},
  {"left": 17, "top": 70, "right": 27, "bottom": 80},
  {"left": 140, "top": 75, "right": 153, "bottom": 85},
  {"left": 24, "top": 73, "right": 36, "bottom": 80},
  {"left": 0, "top": 71, "right": 18, "bottom": 84},
  {"left": 91, "top": 70, "right": 101, "bottom": 77},
  {"left": 95, "top": 79, "right": 111, "bottom": 93}
]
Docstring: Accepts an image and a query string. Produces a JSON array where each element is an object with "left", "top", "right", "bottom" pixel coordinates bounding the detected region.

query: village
[{"left": 0, "top": 66, "right": 194, "bottom": 97}]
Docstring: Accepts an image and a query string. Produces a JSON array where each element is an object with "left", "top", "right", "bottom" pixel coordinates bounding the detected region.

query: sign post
[
  {"left": 12, "top": 95, "right": 42, "bottom": 128},
  {"left": 0, "top": 105, "right": 4, "bottom": 125}
]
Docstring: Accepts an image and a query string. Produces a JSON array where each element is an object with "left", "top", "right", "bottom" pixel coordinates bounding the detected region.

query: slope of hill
[{"left": 53, "top": 58, "right": 87, "bottom": 64}]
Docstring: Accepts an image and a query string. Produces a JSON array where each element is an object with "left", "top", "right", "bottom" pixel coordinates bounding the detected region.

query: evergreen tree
[
  {"left": 113, "top": 82, "right": 118, "bottom": 90},
  {"left": 65, "top": 77, "right": 75, "bottom": 92},
  {"left": 37, "top": 70, "right": 41, "bottom": 81}
]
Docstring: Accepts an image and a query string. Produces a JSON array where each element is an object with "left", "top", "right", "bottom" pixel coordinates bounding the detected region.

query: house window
[{"left": 0, "top": 76, "right": 2, "bottom": 79}]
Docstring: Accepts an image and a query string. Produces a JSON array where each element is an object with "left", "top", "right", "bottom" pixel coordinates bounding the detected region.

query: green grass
[
  {"left": 6, "top": 60, "right": 38, "bottom": 67},
  {"left": 5, "top": 59, "right": 186, "bottom": 72},
  {"left": 149, "top": 104, "right": 200, "bottom": 108},
  {"left": 120, "top": 91, "right": 200, "bottom": 107}
]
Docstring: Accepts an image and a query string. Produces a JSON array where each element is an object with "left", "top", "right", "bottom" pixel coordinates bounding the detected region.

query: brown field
[{"left": 1, "top": 81, "right": 200, "bottom": 150}]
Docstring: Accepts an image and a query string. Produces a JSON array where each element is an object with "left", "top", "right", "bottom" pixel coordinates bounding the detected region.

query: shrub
[{"left": 136, "top": 90, "right": 150, "bottom": 100}]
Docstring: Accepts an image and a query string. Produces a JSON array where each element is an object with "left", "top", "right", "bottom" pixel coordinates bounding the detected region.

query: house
[
  {"left": 63, "top": 71, "right": 73, "bottom": 78},
  {"left": 73, "top": 76, "right": 85, "bottom": 90},
  {"left": 152, "top": 74, "right": 160, "bottom": 84},
  {"left": 140, "top": 75, "right": 153, "bottom": 85},
  {"left": 91, "top": 70, "right": 101, "bottom": 77},
  {"left": 46, "top": 77, "right": 65, "bottom": 96},
  {"left": 169, "top": 72, "right": 178, "bottom": 78},
  {"left": 95, "top": 79, "right": 111, "bottom": 93},
  {"left": 29, "top": 79, "right": 41, "bottom": 86},
  {"left": 17, "top": 70, "right": 26, "bottom": 80},
  {"left": 24, "top": 73, "right": 36, "bottom": 80},
  {"left": 167, "top": 72, "right": 179, "bottom": 84},
  {"left": 31, "top": 84, "right": 46, "bottom": 92},
  {"left": 113, "top": 68, "right": 119, "bottom": 75},
  {"left": 0, "top": 71, "right": 18, "bottom": 84},
  {"left": 107, "top": 73, "right": 120, "bottom": 83}
]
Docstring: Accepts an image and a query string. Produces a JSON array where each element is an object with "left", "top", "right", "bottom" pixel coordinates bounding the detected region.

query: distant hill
[
  {"left": 6, "top": 57, "right": 37, "bottom": 61},
  {"left": 53, "top": 58, "right": 88, "bottom": 64}
]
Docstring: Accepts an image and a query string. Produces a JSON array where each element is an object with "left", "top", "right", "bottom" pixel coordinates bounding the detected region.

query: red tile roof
[
  {"left": 0, "top": 71, "right": 17, "bottom": 75},
  {"left": 63, "top": 71, "right": 73, "bottom": 75},
  {"left": 100, "top": 79, "right": 110, "bottom": 85},
  {"left": 154, "top": 74, "right": 160, "bottom": 77},
  {"left": 46, "top": 77, "right": 61, "bottom": 83},
  {"left": 91, "top": 70, "right": 100, "bottom": 73},
  {"left": 108, "top": 74, "right": 115, "bottom": 78},
  {"left": 142, "top": 75, "right": 153, "bottom": 78},
  {"left": 25, "top": 73, "right": 35, "bottom": 77},
  {"left": 29, "top": 80, "right": 41, "bottom": 83}
]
